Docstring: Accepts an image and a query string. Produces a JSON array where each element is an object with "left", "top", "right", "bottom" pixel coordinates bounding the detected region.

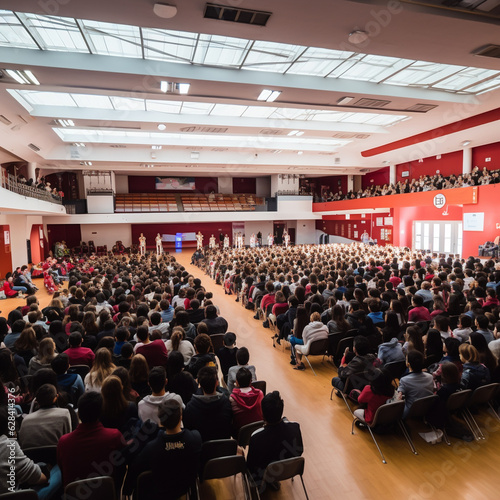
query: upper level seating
[
  {"left": 114, "top": 193, "right": 264, "bottom": 213},
  {"left": 115, "top": 193, "right": 179, "bottom": 213},
  {"left": 181, "top": 193, "right": 264, "bottom": 212}
]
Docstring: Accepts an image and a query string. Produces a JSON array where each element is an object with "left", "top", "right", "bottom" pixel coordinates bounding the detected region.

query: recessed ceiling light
[
  {"left": 158, "top": 124, "right": 166, "bottom": 131},
  {"left": 57, "top": 119, "right": 75, "bottom": 127},
  {"left": 160, "top": 81, "right": 190, "bottom": 94},
  {"left": 288, "top": 130, "right": 299, "bottom": 136},
  {"left": 178, "top": 83, "right": 190, "bottom": 95},
  {"left": 297, "top": 151, "right": 303, "bottom": 155},
  {"left": 348, "top": 30, "right": 369, "bottom": 44},
  {"left": 257, "top": 89, "right": 281, "bottom": 102},
  {"left": 152, "top": 145, "right": 162, "bottom": 150},
  {"left": 153, "top": 3, "right": 178, "bottom": 18},
  {"left": 295, "top": 131, "right": 304, "bottom": 137},
  {"left": 337, "top": 96, "right": 354, "bottom": 105},
  {"left": 5, "top": 69, "right": 40, "bottom": 85}
]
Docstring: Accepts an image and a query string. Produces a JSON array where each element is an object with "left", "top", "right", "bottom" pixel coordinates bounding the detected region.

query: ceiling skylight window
[
  {"left": 71, "top": 94, "right": 114, "bottom": 109},
  {"left": 1, "top": 9, "right": 500, "bottom": 95},
  {"left": 257, "top": 89, "right": 281, "bottom": 102}
]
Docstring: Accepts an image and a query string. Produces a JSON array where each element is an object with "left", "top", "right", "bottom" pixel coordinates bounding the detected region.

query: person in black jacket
[
  {"left": 182, "top": 366, "right": 232, "bottom": 442},
  {"left": 247, "top": 391, "right": 303, "bottom": 492}
]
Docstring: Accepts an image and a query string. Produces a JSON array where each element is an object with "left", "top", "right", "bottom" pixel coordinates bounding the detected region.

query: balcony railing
[{"left": 1, "top": 171, "right": 63, "bottom": 205}]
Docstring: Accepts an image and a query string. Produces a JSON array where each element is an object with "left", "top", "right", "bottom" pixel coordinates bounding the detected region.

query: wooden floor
[{"left": 5, "top": 251, "right": 500, "bottom": 500}]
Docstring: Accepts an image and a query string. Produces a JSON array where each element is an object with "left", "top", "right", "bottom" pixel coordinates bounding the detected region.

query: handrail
[{"left": 1, "top": 173, "right": 63, "bottom": 205}]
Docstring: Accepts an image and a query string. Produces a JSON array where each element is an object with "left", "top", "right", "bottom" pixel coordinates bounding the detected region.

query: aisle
[{"left": 174, "top": 250, "right": 500, "bottom": 500}]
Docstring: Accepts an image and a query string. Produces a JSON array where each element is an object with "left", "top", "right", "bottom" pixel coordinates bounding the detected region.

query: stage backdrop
[{"left": 155, "top": 177, "right": 196, "bottom": 191}]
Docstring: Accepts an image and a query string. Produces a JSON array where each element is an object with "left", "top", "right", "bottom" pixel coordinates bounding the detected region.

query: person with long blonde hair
[
  {"left": 28, "top": 337, "right": 57, "bottom": 375},
  {"left": 84, "top": 348, "right": 116, "bottom": 392}
]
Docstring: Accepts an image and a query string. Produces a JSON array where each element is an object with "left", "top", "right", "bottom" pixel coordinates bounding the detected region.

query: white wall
[
  {"left": 87, "top": 194, "right": 114, "bottom": 214},
  {"left": 256, "top": 177, "right": 271, "bottom": 198},
  {"left": 270, "top": 174, "right": 299, "bottom": 196},
  {"left": 245, "top": 221, "right": 273, "bottom": 239},
  {"left": 295, "top": 220, "right": 316, "bottom": 244},
  {"left": 80, "top": 223, "right": 132, "bottom": 248},
  {"left": 218, "top": 177, "right": 233, "bottom": 194},
  {"left": 115, "top": 175, "right": 129, "bottom": 194}
]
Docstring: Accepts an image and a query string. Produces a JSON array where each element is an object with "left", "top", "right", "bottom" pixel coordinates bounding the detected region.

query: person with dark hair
[
  {"left": 353, "top": 368, "right": 395, "bottom": 426},
  {"left": 4, "top": 319, "right": 26, "bottom": 349},
  {"left": 19, "top": 384, "right": 72, "bottom": 449},
  {"left": 332, "top": 336, "right": 376, "bottom": 393},
  {"left": 202, "top": 304, "right": 228, "bottom": 334},
  {"left": 397, "top": 351, "right": 434, "bottom": 418},
  {"left": 135, "top": 326, "right": 168, "bottom": 369},
  {"left": 227, "top": 346, "right": 257, "bottom": 392},
  {"left": 166, "top": 351, "right": 198, "bottom": 405},
  {"left": 183, "top": 366, "right": 232, "bottom": 442},
  {"left": 230, "top": 367, "right": 264, "bottom": 432},
  {"left": 138, "top": 366, "right": 184, "bottom": 425},
  {"left": 100, "top": 375, "right": 138, "bottom": 433},
  {"left": 408, "top": 295, "right": 431, "bottom": 323},
  {"left": 475, "top": 315, "right": 494, "bottom": 344},
  {"left": 186, "top": 333, "right": 217, "bottom": 379},
  {"left": 217, "top": 331, "right": 238, "bottom": 383},
  {"left": 51, "top": 353, "right": 84, "bottom": 405},
  {"left": 66, "top": 331, "right": 95, "bottom": 367},
  {"left": 247, "top": 391, "right": 303, "bottom": 492},
  {"left": 149, "top": 311, "right": 169, "bottom": 337},
  {"left": 57, "top": 391, "right": 124, "bottom": 487},
  {"left": 452, "top": 315, "right": 473, "bottom": 343},
  {"left": 424, "top": 329, "right": 444, "bottom": 367},
  {"left": 123, "top": 399, "right": 202, "bottom": 500}
]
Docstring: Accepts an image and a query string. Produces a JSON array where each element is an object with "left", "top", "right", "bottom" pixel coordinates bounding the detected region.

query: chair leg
[
  {"left": 300, "top": 475, "right": 310, "bottom": 500},
  {"left": 330, "top": 387, "right": 335, "bottom": 401},
  {"left": 303, "top": 355, "right": 317, "bottom": 376},
  {"left": 488, "top": 401, "right": 500, "bottom": 422},
  {"left": 464, "top": 408, "right": 484, "bottom": 440},
  {"left": 398, "top": 420, "right": 418, "bottom": 455},
  {"left": 340, "top": 392, "right": 355, "bottom": 417},
  {"left": 366, "top": 425, "right": 387, "bottom": 464},
  {"left": 442, "top": 428, "right": 451, "bottom": 446},
  {"left": 460, "top": 410, "right": 481, "bottom": 441},
  {"left": 351, "top": 418, "right": 356, "bottom": 435}
]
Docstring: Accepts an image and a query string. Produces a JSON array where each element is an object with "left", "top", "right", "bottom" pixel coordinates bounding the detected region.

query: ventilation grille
[
  {"left": 0, "top": 115, "right": 11, "bottom": 125},
  {"left": 354, "top": 98, "right": 391, "bottom": 108},
  {"left": 28, "top": 143, "right": 40, "bottom": 152},
  {"left": 204, "top": 3, "right": 271, "bottom": 26},
  {"left": 406, "top": 103, "right": 438, "bottom": 113},
  {"left": 474, "top": 44, "right": 500, "bottom": 58},
  {"left": 259, "top": 129, "right": 285, "bottom": 135},
  {"left": 110, "top": 144, "right": 127, "bottom": 148},
  {"left": 334, "top": 157, "right": 341, "bottom": 164},
  {"left": 180, "top": 126, "right": 228, "bottom": 133},
  {"left": 332, "top": 132, "right": 371, "bottom": 139}
]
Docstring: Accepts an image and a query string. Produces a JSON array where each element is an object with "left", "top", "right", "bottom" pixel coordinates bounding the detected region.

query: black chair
[
  {"left": 401, "top": 394, "right": 440, "bottom": 454},
  {"left": 24, "top": 445, "right": 58, "bottom": 465},
  {"left": 294, "top": 338, "right": 329, "bottom": 376},
  {"left": 67, "top": 364, "right": 90, "bottom": 379},
  {"left": 351, "top": 400, "right": 413, "bottom": 464},
  {"left": 202, "top": 456, "right": 251, "bottom": 499},
  {"left": 443, "top": 389, "right": 473, "bottom": 445},
  {"left": 252, "top": 380, "right": 267, "bottom": 395},
  {"left": 64, "top": 476, "right": 116, "bottom": 500},
  {"left": 333, "top": 336, "right": 355, "bottom": 368},
  {"left": 0, "top": 491, "right": 38, "bottom": 500},
  {"left": 383, "top": 360, "right": 406, "bottom": 381},
  {"left": 237, "top": 420, "right": 264, "bottom": 449},
  {"left": 327, "top": 332, "right": 346, "bottom": 358},
  {"left": 465, "top": 383, "right": 500, "bottom": 440},
  {"left": 200, "top": 439, "right": 237, "bottom": 470},
  {"left": 261, "top": 457, "right": 309, "bottom": 499},
  {"left": 136, "top": 470, "right": 195, "bottom": 500},
  {"left": 209, "top": 334, "right": 225, "bottom": 352}
]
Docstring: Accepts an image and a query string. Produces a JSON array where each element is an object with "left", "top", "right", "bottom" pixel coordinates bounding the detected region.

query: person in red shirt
[
  {"left": 135, "top": 326, "right": 168, "bottom": 369},
  {"left": 230, "top": 367, "right": 264, "bottom": 432},
  {"left": 57, "top": 391, "right": 124, "bottom": 487},
  {"left": 66, "top": 332, "right": 95, "bottom": 367},
  {"left": 353, "top": 368, "right": 395, "bottom": 426},
  {"left": 408, "top": 295, "right": 432, "bottom": 322}
]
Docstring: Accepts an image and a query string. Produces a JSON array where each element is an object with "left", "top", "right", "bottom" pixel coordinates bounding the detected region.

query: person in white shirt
[
  {"left": 139, "top": 233, "right": 146, "bottom": 256},
  {"left": 209, "top": 235, "right": 216, "bottom": 249},
  {"left": 267, "top": 233, "right": 274, "bottom": 246},
  {"left": 155, "top": 233, "right": 163, "bottom": 256}
]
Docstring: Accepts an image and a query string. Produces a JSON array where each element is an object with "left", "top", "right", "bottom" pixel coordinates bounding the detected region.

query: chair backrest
[
  {"left": 370, "top": 400, "right": 405, "bottom": 427},
  {"left": 327, "top": 332, "right": 346, "bottom": 356},
  {"left": 23, "top": 445, "right": 58, "bottom": 465},
  {"left": 334, "top": 336, "right": 355, "bottom": 366},
  {"left": 209, "top": 333, "right": 225, "bottom": 352},
  {"left": 237, "top": 420, "right": 264, "bottom": 448},
  {"left": 0, "top": 491, "right": 39, "bottom": 500},
  {"left": 202, "top": 455, "right": 247, "bottom": 481},
  {"left": 383, "top": 360, "right": 406, "bottom": 381},
  {"left": 64, "top": 476, "right": 116, "bottom": 500},
  {"left": 67, "top": 364, "right": 90, "bottom": 379},
  {"left": 252, "top": 380, "right": 267, "bottom": 395},
  {"left": 136, "top": 470, "right": 153, "bottom": 500},
  {"left": 470, "top": 383, "right": 500, "bottom": 406},
  {"left": 308, "top": 338, "right": 329, "bottom": 356},
  {"left": 405, "top": 394, "right": 439, "bottom": 420},
  {"left": 262, "top": 457, "right": 305, "bottom": 484},
  {"left": 446, "top": 390, "right": 473, "bottom": 412},
  {"left": 201, "top": 438, "right": 237, "bottom": 466}
]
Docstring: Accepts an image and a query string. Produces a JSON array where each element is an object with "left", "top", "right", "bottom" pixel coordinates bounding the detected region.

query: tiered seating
[
  {"left": 114, "top": 193, "right": 178, "bottom": 213},
  {"left": 181, "top": 193, "right": 264, "bottom": 212}
]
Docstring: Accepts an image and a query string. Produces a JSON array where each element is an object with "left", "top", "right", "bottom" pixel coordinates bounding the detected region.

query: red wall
[
  {"left": 128, "top": 176, "right": 219, "bottom": 194},
  {"left": 47, "top": 224, "right": 82, "bottom": 253},
  {"left": 30, "top": 224, "right": 44, "bottom": 264},
  {"left": 396, "top": 150, "right": 463, "bottom": 183},
  {"left": 233, "top": 177, "right": 256, "bottom": 194},
  {"left": 0, "top": 225, "right": 12, "bottom": 279},
  {"left": 472, "top": 141, "right": 500, "bottom": 171},
  {"left": 131, "top": 222, "right": 234, "bottom": 248},
  {"left": 309, "top": 175, "right": 348, "bottom": 195},
  {"left": 362, "top": 167, "right": 390, "bottom": 190}
]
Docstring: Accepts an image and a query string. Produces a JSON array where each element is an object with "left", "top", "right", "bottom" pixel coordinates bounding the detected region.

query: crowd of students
[
  {"left": 320, "top": 166, "right": 500, "bottom": 202},
  {"left": 201, "top": 242, "right": 500, "bottom": 439},
  {"left": 0, "top": 252, "right": 302, "bottom": 498}
]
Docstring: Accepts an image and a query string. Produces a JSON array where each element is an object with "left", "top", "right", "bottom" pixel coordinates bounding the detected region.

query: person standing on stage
[
  {"left": 139, "top": 233, "right": 146, "bottom": 256},
  {"left": 267, "top": 233, "right": 274, "bottom": 247},
  {"left": 196, "top": 231, "right": 204, "bottom": 250},
  {"left": 155, "top": 233, "right": 163, "bottom": 256}
]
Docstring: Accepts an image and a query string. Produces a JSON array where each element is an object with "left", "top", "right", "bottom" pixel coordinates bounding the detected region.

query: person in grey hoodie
[
  {"left": 138, "top": 367, "right": 184, "bottom": 425},
  {"left": 377, "top": 331, "right": 405, "bottom": 365}
]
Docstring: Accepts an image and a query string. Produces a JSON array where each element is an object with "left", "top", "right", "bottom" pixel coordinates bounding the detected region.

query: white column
[
  {"left": 389, "top": 164, "right": 396, "bottom": 185},
  {"left": 347, "top": 175, "right": 354, "bottom": 192},
  {"left": 462, "top": 148, "right": 472, "bottom": 175},
  {"left": 27, "top": 162, "right": 37, "bottom": 182}
]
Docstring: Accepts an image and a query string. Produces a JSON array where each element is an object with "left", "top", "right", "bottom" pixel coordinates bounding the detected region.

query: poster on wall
[
  {"left": 4, "top": 230, "right": 9, "bottom": 245},
  {"left": 155, "top": 177, "right": 196, "bottom": 191},
  {"left": 463, "top": 213, "right": 484, "bottom": 231}
]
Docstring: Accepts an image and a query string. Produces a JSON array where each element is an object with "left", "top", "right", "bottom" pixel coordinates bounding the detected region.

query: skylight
[
  {"left": 8, "top": 89, "right": 409, "bottom": 127},
  {"left": 0, "top": 9, "right": 499, "bottom": 94}
]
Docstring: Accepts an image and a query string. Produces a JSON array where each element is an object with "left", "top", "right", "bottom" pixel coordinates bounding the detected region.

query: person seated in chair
[{"left": 247, "top": 391, "right": 303, "bottom": 493}]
